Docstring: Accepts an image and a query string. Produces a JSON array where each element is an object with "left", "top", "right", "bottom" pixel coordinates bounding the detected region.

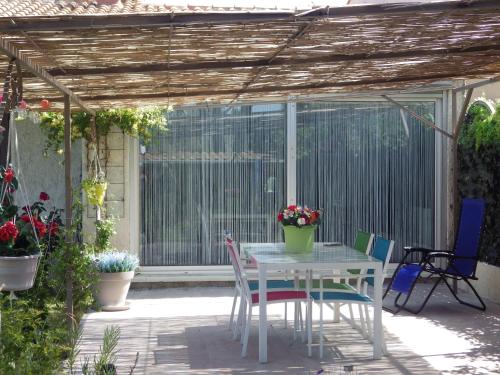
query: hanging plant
[
  {"left": 82, "top": 172, "right": 108, "bottom": 207},
  {"left": 39, "top": 107, "right": 168, "bottom": 154}
]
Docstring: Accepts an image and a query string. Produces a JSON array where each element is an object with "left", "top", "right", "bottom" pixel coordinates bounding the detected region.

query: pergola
[
  {"left": 0, "top": 0, "right": 499, "bottom": 111},
  {"left": 1, "top": 0, "right": 499, "bottom": 323}
]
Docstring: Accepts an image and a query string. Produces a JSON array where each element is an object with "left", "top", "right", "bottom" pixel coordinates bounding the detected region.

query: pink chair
[{"left": 225, "top": 237, "right": 309, "bottom": 357}]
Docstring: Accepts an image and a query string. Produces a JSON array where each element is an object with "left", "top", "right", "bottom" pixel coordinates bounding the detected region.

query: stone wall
[{"left": 82, "top": 127, "right": 133, "bottom": 252}]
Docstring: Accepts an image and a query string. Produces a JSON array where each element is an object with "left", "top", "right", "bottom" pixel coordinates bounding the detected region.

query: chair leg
[
  {"left": 364, "top": 304, "right": 372, "bottom": 339},
  {"left": 284, "top": 302, "right": 288, "bottom": 328},
  {"left": 240, "top": 300, "right": 247, "bottom": 345},
  {"left": 233, "top": 298, "right": 244, "bottom": 340},
  {"left": 358, "top": 304, "right": 367, "bottom": 338},
  {"left": 319, "top": 300, "right": 324, "bottom": 359},
  {"left": 347, "top": 303, "right": 355, "bottom": 326},
  {"left": 394, "top": 277, "right": 442, "bottom": 314},
  {"left": 229, "top": 288, "right": 238, "bottom": 330},
  {"left": 333, "top": 302, "right": 340, "bottom": 323},
  {"left": 241, "top": 305, "right": 253, "bottom": 357},
  {"left": 301, "top": 303, "right": 307, "bottom": 343},
  {"left": 442, "top": 276, "right": 486, "bottom": 311}
]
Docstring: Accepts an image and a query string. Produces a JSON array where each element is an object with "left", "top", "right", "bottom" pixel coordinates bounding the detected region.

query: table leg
[
  {"left": 373, "top": 263, "right": 383, "bottom": 359},
  {"left": 294, "top": 270, "right": 299, "bottom": 340},
  {"left": 259, "top": 264, "right": 268, "bottom": 363},
  {"left": 306, "top": 269, "right": 313, "bottom": 357}
]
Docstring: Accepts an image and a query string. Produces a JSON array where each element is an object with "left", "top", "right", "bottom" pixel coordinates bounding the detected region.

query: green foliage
[
  {"left": 0, "top": 297, "right": 69, "bottom": 374},
  {"left": 0, "top": 199, "right": 98, "bottom": 373},
  {"left": 95, "top": 218, "right": 116, "bottom": 253},
  {"left": 82, "top": 326, "right": 120, "bottom": 375},
  {"left": 40, "top": 107, "right": 168, "bottom": 154},
  {"left": 458, "top": 103, "right": 500, "bottom": 266}
]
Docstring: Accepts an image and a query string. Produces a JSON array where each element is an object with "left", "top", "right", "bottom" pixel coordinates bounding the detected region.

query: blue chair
[
  {"left": 384, "top": 198, "right": 486, "bottom": 314},
  {"left": 310, "top": 235, "right": 394, "bottom": 358}
]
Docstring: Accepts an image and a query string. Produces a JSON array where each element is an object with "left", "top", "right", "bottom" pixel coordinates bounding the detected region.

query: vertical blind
[
  {"left": 296, "top": 101, "right": 435, "bottom": 262},
  {"left": 141, "top": 104, "right": 287, "bottom": 266},
  {"left": 141, "top": 100, "right": 436, "bottom": 266}
]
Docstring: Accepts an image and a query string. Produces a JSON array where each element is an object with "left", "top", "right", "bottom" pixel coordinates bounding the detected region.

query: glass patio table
[{"left": 240, "top": 242, "right": 384, "bottom": 363}]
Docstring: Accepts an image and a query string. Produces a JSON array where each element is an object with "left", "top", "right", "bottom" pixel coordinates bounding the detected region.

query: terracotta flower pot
[
  {"left": 96, "top": 271, "right": 134, "bottom": 311},
  {"left": 0, "top": 253, "right": 40, "bottom": 291}
]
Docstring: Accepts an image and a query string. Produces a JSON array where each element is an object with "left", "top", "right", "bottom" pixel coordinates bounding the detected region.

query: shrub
[
  {"left": 95, "top": 251, "right": 139, "bottom": 273},
  {"left": 458, "top": 103, "right": 500, "bottom": 266}
]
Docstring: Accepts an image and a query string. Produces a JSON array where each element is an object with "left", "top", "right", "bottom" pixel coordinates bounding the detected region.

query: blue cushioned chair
[{"left": 384, "top": 198, "right": 486, "bottom": 314}]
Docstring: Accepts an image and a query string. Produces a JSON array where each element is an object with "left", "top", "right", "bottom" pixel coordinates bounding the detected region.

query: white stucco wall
[
  {"left": 11, "top": 116, "right": 82, "bottom": 212},
  {"left": 466, "top": 80, "right": 500, "bottom": 106}
]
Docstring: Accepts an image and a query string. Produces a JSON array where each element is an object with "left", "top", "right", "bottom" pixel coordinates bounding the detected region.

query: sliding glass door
[
  {"left": 140, "top": 104, "right": 287, "bottom": 266},
  {"left": 140, "top": 99, "right": 437, "bottom": 266},
  {"left": 296, "top": 101, "right": 435, "bottom": 261}
]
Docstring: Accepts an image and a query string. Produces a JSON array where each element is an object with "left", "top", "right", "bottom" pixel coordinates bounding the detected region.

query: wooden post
[
  {"left": 448, "top": 88, "right": 473, "bottom": 292},
  {"left": 64, "top": 94, "right": 74, "bottom": 330},
  {"left": 447, "top": 92, "right": 458, "bottom": 252}
]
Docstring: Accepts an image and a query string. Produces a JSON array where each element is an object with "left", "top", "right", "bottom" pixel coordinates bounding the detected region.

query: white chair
[{"left": 225, "top": 237, "right": 309, "bottom": 357}]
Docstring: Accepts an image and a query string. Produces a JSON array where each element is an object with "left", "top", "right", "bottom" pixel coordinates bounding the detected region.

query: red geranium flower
[
  {"left": 20, "top": 214, "right": 31, "bottom": 223},
  {"left": 39, "top": 192, "right": 50, "bottom": 201},
  {"left": 0, "top": 221, "right": 18, "bottom": 242},
  {"left": 277, "top": 213, "right": 284, "bottom": 222},
  {"left": 287, "top": 205, "right": 297, "bottom": 211},
  {"left": 48, "top": 222, "right": 59, "bottom": 236},
  {"left": 34, "top": 220, "right": 47, "bottom": 237},
  {"left": 3, "top": 167, "right": 14, "bottom": 183}
]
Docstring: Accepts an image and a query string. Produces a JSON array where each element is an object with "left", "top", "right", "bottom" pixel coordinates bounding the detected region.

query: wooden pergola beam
[
  {"left": 1, "top": 0, "right": 498, "bottom": 32},
  {"left": 0, "top": 36, "right": 95, "bottom": 115},
  {"left": 452, "top": 74, "right": 500, "bottom": 92},
  {"left": 31, "top": 70, "right": 499, "bottom": 104},
  {"left": 13, "top": 43, "right": 492, "bottom": 78},
  {"left": 231, "top": 19, "right": 317, "bottom": 103},
  {"left": 382, "top": 94, "right": 454, "bottom": 138}
]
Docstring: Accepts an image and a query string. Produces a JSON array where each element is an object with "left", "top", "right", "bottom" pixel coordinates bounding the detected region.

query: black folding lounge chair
[{"left": 384, "top": 198, "right": 486, "bottom": 314}]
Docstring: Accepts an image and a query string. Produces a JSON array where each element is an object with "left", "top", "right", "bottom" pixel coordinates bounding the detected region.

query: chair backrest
[
  {"left": 365, "top": 235, "right": 395, "bottom": 286},
  {"left": 354, "top": 230, "right": 374, "bottom": 255},
  {"left": 450, "top": 198, "right": 485, "bottom": 277},
  {"left": 372, "top": 235, "right": 394, "bottom": 268},
  {"left": 224, "top": 234, "right": 250, "bottom": 296}
]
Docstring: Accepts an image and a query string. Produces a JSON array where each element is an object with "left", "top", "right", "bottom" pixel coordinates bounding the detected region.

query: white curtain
[
  {"left": 296, "top": 101, "right": 435, "bottom": 262},
  {"left": 141, "top": 100, "right": 436, "bottom": 266},
  {"left": 141, "top": 104, "right": 287, "bottom": 266}
]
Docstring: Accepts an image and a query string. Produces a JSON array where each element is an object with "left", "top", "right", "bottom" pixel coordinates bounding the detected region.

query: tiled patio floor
[{"left": 78, "top": 283, "right": 500, "bottom": 374}]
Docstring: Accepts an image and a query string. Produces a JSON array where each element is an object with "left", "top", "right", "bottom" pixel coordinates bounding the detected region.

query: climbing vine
[{"left": 39, "top": 107, "right": 168, "bottom": 154}]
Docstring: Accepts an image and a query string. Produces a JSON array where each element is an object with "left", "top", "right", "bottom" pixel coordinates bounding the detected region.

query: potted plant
[
  {"left": 95, "top": 251, "right": 139, "bottom": 311},
  {"left": 277, "top": 205, "right": 321, "bottom": 253},
  {"left": 82, "top": 172, "right": 108, "bottom": 207},
  {"left": 0, "top": 166, "right": 62, "bottom": 291}
]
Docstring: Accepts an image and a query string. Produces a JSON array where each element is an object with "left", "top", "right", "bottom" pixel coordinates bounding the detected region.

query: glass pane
[
  {"left": 296, "top": 101, "right": 435, "bottom": 262},
  {"left": 140, "top": 104, "right": 287, "bottom": 266}
]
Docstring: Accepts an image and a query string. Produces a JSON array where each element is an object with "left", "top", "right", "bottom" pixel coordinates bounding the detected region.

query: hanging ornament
[
  {"left": 18, "top": 100, "right": 27, "bottom": 109},
  {"left": 40, "top": 99, "right": 51, "bottom": 110}
]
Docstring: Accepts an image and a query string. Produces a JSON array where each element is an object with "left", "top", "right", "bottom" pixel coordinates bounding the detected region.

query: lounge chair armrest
[
  {"left": 404, "top": 246, "right": 452, "bottom": 253},
  {"left": 426, "top": 253, "right": 476, "bottom": 260}
]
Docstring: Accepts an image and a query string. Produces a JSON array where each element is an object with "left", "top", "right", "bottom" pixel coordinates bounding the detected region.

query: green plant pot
[
  {"left": 283, "top": 225, "right": 317, "bottom": 253},
  {"left": 84, "top": 182, "right": 107, "bottom": 207}
]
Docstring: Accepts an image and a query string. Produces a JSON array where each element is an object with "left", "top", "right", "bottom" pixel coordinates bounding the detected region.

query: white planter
[
  {"left": 97, "top": 271, "right": 135, "bottom": 311},
  {"left": 0, "top": 253, "right": 40, "bottom": 292},
  {"left": 460, "top": 261, "right": 500, "bottom": 304}
]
